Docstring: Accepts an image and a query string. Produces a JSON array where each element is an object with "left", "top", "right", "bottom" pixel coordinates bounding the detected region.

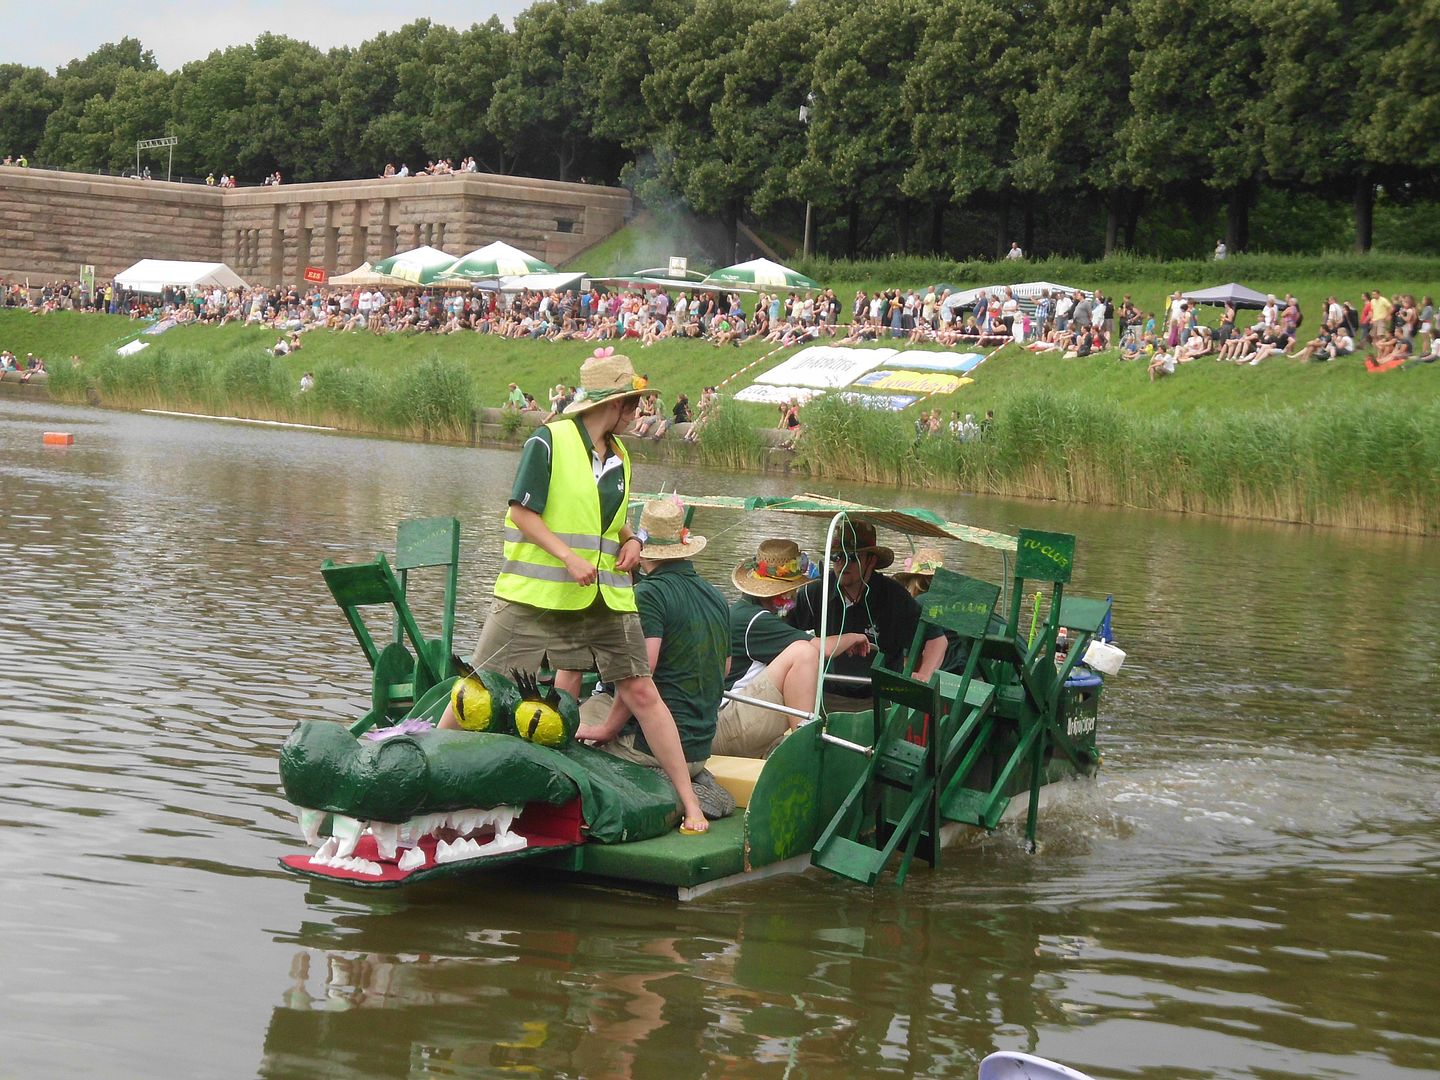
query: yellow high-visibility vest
[{"left": 494, "top": 420, "right": 635, "bottom": 612}]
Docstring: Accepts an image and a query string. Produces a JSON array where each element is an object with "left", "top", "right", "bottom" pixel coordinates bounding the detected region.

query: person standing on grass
[{"left": 438, "top": 349, "right": 710, "bottom": 835}]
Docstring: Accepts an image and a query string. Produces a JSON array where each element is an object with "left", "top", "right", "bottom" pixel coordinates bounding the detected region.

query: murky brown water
[{"left": 2, "top": 398, "right": 1437, "bottom": 1080}]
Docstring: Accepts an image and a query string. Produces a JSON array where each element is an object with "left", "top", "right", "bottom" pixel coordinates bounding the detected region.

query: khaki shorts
[
  {"left": 470, "top": 598, "right": 650, "bottom": 684},
  {"left": 713, "top": 670, "right": 792, "bottom": 759},
  {"left": 579, "top": 693, "right": 708, "bottom": 777}
]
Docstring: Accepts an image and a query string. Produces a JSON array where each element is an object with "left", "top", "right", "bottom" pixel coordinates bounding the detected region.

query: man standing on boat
[
  {"left": 787, "top": 521, "right": 947, "bottom": 710},
  {"left": 438, "top": 349, "right": 710, "bottom": 835},
  {"left": 575, "top": 498, "right": 735, "bottom": 823},
  {"left": 713, "top": 539, "right": 873, "bottom": 758}
]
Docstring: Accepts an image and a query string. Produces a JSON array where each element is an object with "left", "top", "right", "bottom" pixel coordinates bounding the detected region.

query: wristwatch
[{"left": 629, "top": 527, "right": 649, "bottom": 547}]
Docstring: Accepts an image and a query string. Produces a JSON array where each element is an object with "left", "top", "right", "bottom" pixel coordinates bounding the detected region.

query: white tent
[
  {"left": 114, "top": 259, "right": 248, "bottom": 294},
  {"left": 942, "top": 280, "right": 1088, "bottom": 312}
]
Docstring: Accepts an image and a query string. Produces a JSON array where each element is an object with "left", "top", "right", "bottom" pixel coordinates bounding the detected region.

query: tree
[
  {"left": 906, "top": 0, "right": 1030, "bottom": 257},
  {"left": 0, "top": 65, "right": 59, "bottom": 161},
  {"left": 797, "top": 0, "right": 924, "bottom": 257},
  {"left": 641, "top": 0, "right": 794, "bottom": 251},
  {"left": 36, "top": 38, "right": 161, "bottom": 170}
]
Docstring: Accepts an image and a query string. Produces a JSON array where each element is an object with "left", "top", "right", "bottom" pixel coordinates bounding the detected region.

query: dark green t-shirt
[
  {"left": 509, "top": 418, "right": 627, "bottom": 530},
  {"left": 724, "top": 599, "right": 812, "bottom": 691},
  {"left": 628, "top": 560, "right": 729, "bottom": 761}
]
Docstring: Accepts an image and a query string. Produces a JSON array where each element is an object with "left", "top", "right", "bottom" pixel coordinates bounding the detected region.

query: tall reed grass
[
  {"left": 802, "top": 388, "right": 1440, "bottom": 534},
  {"left": 696, "top": 401, "right": 768, "bottom": 471}
]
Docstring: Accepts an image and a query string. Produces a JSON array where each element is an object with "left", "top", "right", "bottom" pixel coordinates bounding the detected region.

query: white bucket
[{"left": 1082, "top": 639, "right": 1126, "bottom": 676}]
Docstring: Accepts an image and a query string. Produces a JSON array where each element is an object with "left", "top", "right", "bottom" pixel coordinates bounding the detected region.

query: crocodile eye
[
  {"left": 515, "top": 700, "right": 568, "bottom": 747},
  {"left": 450, "top": 675, "right": 494, "bottom": 731}
]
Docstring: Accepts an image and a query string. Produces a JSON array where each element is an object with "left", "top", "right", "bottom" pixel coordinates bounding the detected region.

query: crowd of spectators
[{"left": 3, "top": 273, "right": 1434, "bottom": 413}]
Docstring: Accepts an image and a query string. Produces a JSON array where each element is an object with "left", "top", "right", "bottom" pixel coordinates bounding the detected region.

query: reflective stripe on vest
[{"left": 493, "top": 420, "right": 635, "bottom": 612}]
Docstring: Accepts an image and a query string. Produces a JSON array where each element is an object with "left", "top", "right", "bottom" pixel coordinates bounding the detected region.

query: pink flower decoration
[{"left": 593, "top": 346, "right": 615, "bottom": 359}]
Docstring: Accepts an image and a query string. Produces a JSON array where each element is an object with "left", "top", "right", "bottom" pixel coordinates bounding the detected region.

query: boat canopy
[{"left": 631, "top": 492, "right": 1018, "bottom": 553}]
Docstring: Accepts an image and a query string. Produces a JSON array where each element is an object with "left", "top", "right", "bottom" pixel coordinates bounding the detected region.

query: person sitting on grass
[
  {"left": 1246, "top": 325, "right": 1293, "bottom": 365},
  {"left": 1365, "top": 336, "right": 1411, "bottom": 372},
  {"left": 1175, "top": 326, "right": 1214, "bottom": 360},
  {"left": 1148, "top": 348, "right": 1177, "bottom": 382},
  {"left": 1219, "top": 324, "right": 1262, "bottom": 363},
  {"left": 1401, "top": 334, "right": 1439, "bottom": 369},
  {"left": 651, "top": 392, "right": 691, "bottom": 440}
]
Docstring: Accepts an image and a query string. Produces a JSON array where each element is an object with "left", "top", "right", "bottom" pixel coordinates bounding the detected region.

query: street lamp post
[{"left": 800, "top": 93, "right": 814, "bottom": 260}]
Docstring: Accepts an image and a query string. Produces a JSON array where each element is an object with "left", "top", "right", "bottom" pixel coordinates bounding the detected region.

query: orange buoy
[{"left": 42, "top": 432, "right": 74, "bottom": 446}]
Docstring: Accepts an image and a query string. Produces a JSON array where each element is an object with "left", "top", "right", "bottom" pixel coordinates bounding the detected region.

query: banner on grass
[
  {"left": 754, "top": 346, "right": 894, "bottom": 389},
  {"left": 881, "top": 351, "right": 986, "bottom": 373},
  {"left": 837, "top": 392, "right": 919, "bottom": 411},
  {"left": 733, "top": 384, "right": 826, "bottom": 405},
  {"left": 855, "top": 370, "right": 970, "bottom": 394}
]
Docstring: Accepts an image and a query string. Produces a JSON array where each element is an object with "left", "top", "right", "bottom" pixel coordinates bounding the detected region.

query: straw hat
[
  {"left": 636, "top": 498, "right": 706, "bottom": 561},
  {"left": 732, "top": 538, "right": 818, "bottom": 597},
  {"left": 564, "top": 347, "right": 651, "bottom": 415},
  {"left": 835, "top": 520, "right": 894, "bottom": 571},
  {"left": 894, "top": 546, "right": 944, "bottom": 586}
]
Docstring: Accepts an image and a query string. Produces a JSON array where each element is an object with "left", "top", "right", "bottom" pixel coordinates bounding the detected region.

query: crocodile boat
[{"left": 276, "top": 495, "right": 1118, "bottom": 898}]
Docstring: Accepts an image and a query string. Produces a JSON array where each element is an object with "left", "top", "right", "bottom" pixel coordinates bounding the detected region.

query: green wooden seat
[
  {"left": 323, "top": 517, "right": 460, "bottom": 734},
  {"left": 811, "top": 568, "right": 1001, "bottom": 885}
]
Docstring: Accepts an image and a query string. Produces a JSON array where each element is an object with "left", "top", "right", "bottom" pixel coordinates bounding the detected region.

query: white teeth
[
  {"left": 297, "top": 808, "right": 324, "bottom": 846},
  {"left": 371, "top": 822, "right": 399, "bottom": 861},
  {"left": 398, "top": 847, "right": 426, "bottom": 872},
  {"left": 331, "top": 815, "right": 364, "bottom": 859},
  {"left": 309, "top": 837, "right": 338, "bottom": 865},
  {"left": 433, "top": 830, "right": 526, "bottom": 864},
  {"left": 493, "top": 807, "right": 516, "bottom": 836}
]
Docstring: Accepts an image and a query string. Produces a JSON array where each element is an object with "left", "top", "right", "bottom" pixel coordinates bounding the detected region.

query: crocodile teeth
[
  {"left": 331, "top": 815, "right": 364, "bottom": 859},
  {"left": 493, "top": 807, "right": 516, "bottom": 836},
  {"left": 309, "top": 837, "right": 338, "bottom": 865},
  {"left": 398, "top": 847, "right": 426, "bottom": 872},
  {"left": 297, "top": 808, "right": 324, "bottom": 846},
  {"left": 371, "top": 822, "right": 399, "bottom": 861}
]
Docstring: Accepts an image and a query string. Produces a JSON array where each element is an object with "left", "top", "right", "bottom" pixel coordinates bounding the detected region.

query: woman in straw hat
[
  {"left": 439, "top": 347, "right": 710, "bottom": 834},
  {"left": 713, "top": 539, "right": 873, "bottom": 758},
  {"left": 893, "top": 546, "right": 945, "bottom": 598}
]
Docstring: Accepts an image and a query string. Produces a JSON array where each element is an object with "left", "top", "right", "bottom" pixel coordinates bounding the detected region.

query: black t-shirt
[{"left": 788, "top": 572, "right": 945, "bottom": 697}]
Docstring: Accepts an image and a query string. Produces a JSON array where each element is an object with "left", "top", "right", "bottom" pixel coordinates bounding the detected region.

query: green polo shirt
[
  {"left": 724, "top": 599, "right": 812, "bottom": 690},
  {"left": 509, "top": 418, "right": 626, "bottom": 530},
  {"left": 627, "top": 560, "right": 729, "bottom": 762}
]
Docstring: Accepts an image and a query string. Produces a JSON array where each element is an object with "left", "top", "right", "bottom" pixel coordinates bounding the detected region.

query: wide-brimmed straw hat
[
  {"left": 834, "top": 520, "right": 894, "bottom": 571},
  {"left": 637, "top": 498, "right": 706, "bottom": 561},
  {"left": 894, "top": 546, "right": 944, "bottom": 585},
  {"left": 564, "top": 347, "right": 651, "bottom": 415},
  {"left": 732, "top": 538, "right": 818, "bottom": 597}
]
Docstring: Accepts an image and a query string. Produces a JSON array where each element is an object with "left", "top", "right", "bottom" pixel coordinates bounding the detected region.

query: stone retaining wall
[{"left": 0, "top": 167, "right": 631, "bottom": 287}]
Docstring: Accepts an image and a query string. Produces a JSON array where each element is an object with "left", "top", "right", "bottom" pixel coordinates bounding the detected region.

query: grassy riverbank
[{"left": 6, "top": 261, "right": 1438, "bottom": 534}]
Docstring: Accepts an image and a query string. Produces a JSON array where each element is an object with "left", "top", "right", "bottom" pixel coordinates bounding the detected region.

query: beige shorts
[
  {"left": 579, "top": 693, "right": 708, "bottom": 777},
  {"left": 713, "top": 671, "right": 792, "bottom": 759},
  {"left": 470, "top": 598, "right": 650, "bottom": 684}
]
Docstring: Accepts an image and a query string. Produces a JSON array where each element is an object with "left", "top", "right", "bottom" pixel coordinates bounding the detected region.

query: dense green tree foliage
[{"left": 4, "top": 0, "right": 1435, "bottom": 257}]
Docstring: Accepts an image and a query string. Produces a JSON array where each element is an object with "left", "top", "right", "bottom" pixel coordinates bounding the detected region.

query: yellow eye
[
  {"left": 450, "top": 675, "right": 494, "bottom": 732},
  {"left": 515, "top": 701, "right": 568, "bottom": 747}
]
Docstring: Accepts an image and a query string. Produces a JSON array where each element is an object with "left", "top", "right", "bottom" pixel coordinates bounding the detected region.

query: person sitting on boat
[
  {"left": 713, "top": 539, "right": 872, "bottom": 759},
  {"left": 437, "top": 350, "right": 711, "bottom": 835},
  {"left": 787, "top": 520, "right": 948, "bottom": 711},
  {"left": 575, "top": 498, "right": 735, "bottom": 823}
]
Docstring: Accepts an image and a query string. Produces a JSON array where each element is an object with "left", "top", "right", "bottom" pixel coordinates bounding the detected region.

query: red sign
[{"left": 303, "top": 266, "right": 327, "bottom": 284}]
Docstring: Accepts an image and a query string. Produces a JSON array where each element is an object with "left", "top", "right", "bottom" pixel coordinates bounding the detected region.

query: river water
[{"left": 1, "top": 397, "right": 1436, "bottom": 1080}]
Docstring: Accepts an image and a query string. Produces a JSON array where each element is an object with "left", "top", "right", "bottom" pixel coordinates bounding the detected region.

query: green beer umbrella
[{"left": 700, "top": 257, "right": 820, "bottom": 291}]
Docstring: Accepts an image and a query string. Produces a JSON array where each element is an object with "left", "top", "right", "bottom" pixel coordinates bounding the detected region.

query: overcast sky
[{"left": 4, "top": 0, "right": 534, "bottom": 72}]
